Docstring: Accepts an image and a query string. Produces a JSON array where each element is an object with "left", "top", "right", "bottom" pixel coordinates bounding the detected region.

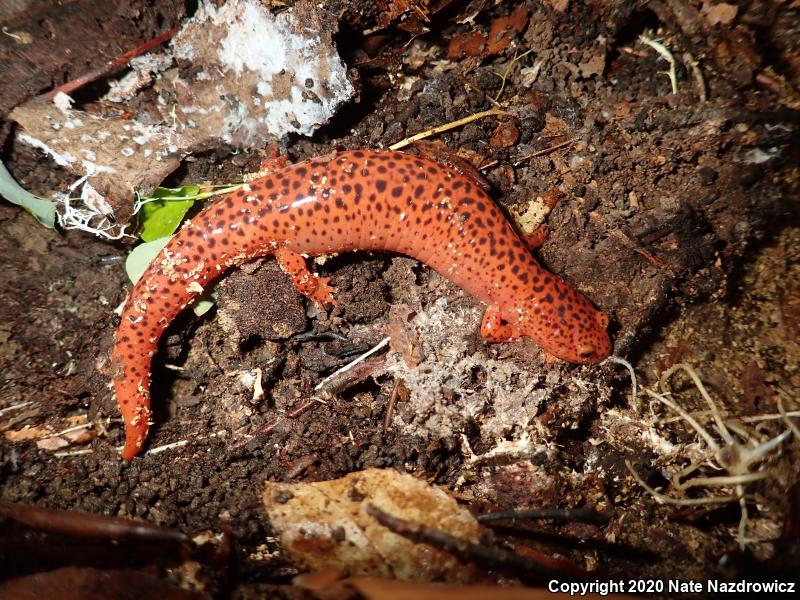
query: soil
[{"left": 1, "top": 0, "right": 799, "bottom": 597}]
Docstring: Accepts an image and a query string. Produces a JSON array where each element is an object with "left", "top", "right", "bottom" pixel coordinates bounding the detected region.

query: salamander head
[
  {"left": 529, "top": 304, "right": 612, "bottom": 364},
  {"left": 482, "top": 283, "right": 613, "bottom": 364}
]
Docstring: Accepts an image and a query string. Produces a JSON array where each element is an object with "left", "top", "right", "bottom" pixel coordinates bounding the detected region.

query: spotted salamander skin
[{"left": 113, "top": 150, "right": 612, "bottom": 459}]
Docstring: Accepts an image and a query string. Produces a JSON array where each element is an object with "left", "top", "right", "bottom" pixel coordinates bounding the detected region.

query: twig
[
  {"left": 41, "top": 421, "right": 92, "bottom": 439},
  {"left": 314, "top": 337, "right": 390, "bottom": 392},
  {"left": 364, "top": 503, "right": 588, "bottom": 580},
  {"left": 227, "top": 338, "right": 390, "bottom": 452},
  {"left": 42, "top": 25, "right": 180, "bottom": 100},
  {"left": 513, "top": 138, "right": 575, "bottom": 166},
  {"left": 639, "top": 34, "right": 679, "bottom": 95},
  {"left": 389, "top": 108, "right": 507, "bottom": 151},
  {"left": 477, "top": 506, "right": 611, "bottom": 525},
  {"left": 0, "top": 501, "right": 188, "bottom": 543},
  {"left": 0, "top": 401, "right": 32, "bottom": 417}
]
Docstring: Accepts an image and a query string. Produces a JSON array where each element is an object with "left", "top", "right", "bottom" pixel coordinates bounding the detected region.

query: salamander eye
[{"left": 576, "top": 344, "right": 595, "bottom": 361}]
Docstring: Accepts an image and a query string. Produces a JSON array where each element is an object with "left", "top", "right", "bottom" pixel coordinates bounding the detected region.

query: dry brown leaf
[
  {"left": 263, "top": 468, "right": 484, "bottom": 582},
  {"left": 489, "top": 120, "right": 520, "bottom": 148},
  {"left": 386, "top": 305, "right": 422, "bottom": 368},
  {"left": 704, "top": 2, "right": 738, "bottom": 26},
  {"left": 4, "top": 425, "right": 51, "bottom": 442}
]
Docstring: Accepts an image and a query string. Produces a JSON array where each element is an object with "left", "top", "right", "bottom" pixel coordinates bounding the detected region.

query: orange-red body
[{"left": 113, "top": 150, "right": 611, "bottom": 459}]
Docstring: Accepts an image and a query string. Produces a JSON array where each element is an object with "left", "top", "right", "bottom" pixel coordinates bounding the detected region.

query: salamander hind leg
[
  {"left": 276, "top": 248, "right": 337, "bottom": 305},
  {"left": 520, "top": 224, "right": 549, "bottom": 251},
  {"left": 480, "top": 305, "right": 518, "bottom": 342}
]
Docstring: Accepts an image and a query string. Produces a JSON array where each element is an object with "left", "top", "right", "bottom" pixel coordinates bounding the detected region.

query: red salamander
[{"left": 113, "top": 150, "right": 612, "bottom": 459}]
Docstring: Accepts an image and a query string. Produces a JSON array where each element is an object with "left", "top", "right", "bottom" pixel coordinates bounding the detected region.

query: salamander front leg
[
  {"left": 276, "top": 248, "right": 337, "bottom": 305},
  {"left": 480, "top": 305, "right": 518, "bottom": 342}
]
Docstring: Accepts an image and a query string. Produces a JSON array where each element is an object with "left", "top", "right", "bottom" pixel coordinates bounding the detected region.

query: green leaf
[
  {"left": 125, "top": 236, "right": 172, "bottom": 284},
  {"left": 125, "top": 234, "right": 217, "bottom": 316},
  {"left": 138, "top": 188, "right": 196, "bottom": 242},
  {"left": 0, "top": 160, "right": 57, "bottom": 229},
  {"left": 192, "top": 292, "right": 218, "bottom": 317}
]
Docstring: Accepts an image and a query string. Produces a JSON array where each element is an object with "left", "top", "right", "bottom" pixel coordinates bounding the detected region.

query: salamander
[{"left": 112, "top": 150, "right": 612, "bottom": 459}]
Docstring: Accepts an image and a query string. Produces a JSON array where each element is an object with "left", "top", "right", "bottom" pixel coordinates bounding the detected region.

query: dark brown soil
[{"left": 1, "top": 0, "right": 799, "bottom": 596}]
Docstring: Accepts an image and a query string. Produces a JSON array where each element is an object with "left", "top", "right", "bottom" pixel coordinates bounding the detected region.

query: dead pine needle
[
  {"left": 493, "top": 48, "right": 534, "bottom": 102},
  {"left": 513, "top": 138, "right": 575, "bottom": 166},
  {"left": 388, "top": 108, "right": 508, "bottom": 151}
]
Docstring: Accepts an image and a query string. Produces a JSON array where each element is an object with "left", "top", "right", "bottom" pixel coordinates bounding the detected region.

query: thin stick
[
  {"left": 42, "top": 25, "right": 180, "bottom": 100},
  {"left": 388, "top": 108, "right": 507, "bottom": 151},
  {"left": 513, "top": 138, "right": 575, "bottom": 166},
  {"left": 314, "top": 337, "right": 390, "bottom": 391},
  {"left": 0, "top": 401, "right": 32, "bottom": 417}
]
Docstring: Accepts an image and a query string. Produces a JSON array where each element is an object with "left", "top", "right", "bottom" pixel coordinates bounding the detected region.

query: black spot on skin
[
  {"left": 342, "top": 183, "right": 352, "bottom": 194},
  {"left": 235, "top": 190, "right": 244, "bottom": 198},
  {"left": 265, "top": 179, "right": 274, "bottom": 189},
  {"left": 292, "top": 180, "right": 301, "bottom": 190},
  {"left": 208, "top": 238, "right": 216, "bottom": 248},
  {"left": 391, "top": 186, "right": 403, "bottom": 198},
  {"left": 335, "top": 198, "right": 345, "bottom": 209},
  {"left": 461, "top": 197, "right": 474, "bottom": 206},
  {"left": 414, "top": 185, "right": 424, "bottom": 198},
  {"left": 453, "top": 181, "right": 463, "bottom": 190},
  {"left": 295, "top": 166, "right": 307, "bottom": 177},
  {"left": 476, "top": 202, "right": 486, "bottom": 212},
  {"left": 353, "top": 150, "right": 365, "bottom": 158},
  {"left": 376, "top": 180, "right": 387, "bottom": 192},
  {"left": 377, "top": 165, "right": 388, "bottom": 174},
  {"left": 225, "top": 197, "right": 234, "bottom": 207},
  {"left": 543, "top": 293, "right": 554, "bottom": 304}
]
